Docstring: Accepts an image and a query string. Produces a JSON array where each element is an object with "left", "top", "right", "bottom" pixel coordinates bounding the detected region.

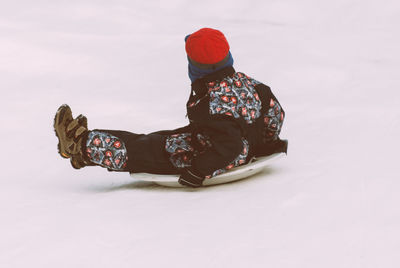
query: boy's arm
[{"left": 178, "top": 118, "right": 244, "bottom": 187}]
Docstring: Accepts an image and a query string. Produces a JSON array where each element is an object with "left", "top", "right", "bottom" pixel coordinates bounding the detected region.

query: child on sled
[{"left": 54, "top": 28, "right": 287, "bottom": 187}]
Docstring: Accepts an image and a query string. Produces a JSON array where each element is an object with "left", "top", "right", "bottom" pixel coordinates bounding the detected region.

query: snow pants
[{"left": 84, "top": 127, "right": 191, "bottom": 174}]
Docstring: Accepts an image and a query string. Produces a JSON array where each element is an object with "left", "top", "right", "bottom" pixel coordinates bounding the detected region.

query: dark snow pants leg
[{"left": 85, "top": 129, "right": 180, "bottom": 175}]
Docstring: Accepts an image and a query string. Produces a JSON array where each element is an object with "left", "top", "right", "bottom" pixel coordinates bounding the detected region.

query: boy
[{"left": 54, "top": 28, "right": 287, "bottom": 187}]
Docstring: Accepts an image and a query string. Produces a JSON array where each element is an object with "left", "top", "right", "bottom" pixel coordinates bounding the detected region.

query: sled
[{"left": 130, "top": 152, "right": 284, "bottom": 187}]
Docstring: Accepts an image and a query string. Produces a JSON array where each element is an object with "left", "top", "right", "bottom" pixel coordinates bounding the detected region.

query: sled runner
[{"left": 130, "top": 152, "right": 284, "bottom": 187}]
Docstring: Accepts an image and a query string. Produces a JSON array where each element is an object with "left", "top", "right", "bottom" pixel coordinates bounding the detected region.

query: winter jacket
[{"left": 166, "top": 66, "right": 285, "bottom": 184}]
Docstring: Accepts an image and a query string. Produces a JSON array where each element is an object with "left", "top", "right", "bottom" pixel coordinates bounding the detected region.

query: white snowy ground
[{"left": 1, "top": 0, "right": 399, "bottom": 267}]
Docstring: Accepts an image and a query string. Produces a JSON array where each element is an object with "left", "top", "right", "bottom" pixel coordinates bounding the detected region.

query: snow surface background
[{"left": 1, "top": 0, "right": 399, "bottom": 267}]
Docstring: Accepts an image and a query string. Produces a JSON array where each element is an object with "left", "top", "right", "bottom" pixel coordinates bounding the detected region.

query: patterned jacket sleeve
[{"left": 186, "top": 118, "right": 244, "bottom": 178}]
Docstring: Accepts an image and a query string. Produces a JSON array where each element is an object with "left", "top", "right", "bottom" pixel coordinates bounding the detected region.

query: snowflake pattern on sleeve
[
  {"left": 263, "top": 98, "right": 285, "bottom": 142},
  {"left": 209, "top": 138, "right": 249, "bottom": 178}
]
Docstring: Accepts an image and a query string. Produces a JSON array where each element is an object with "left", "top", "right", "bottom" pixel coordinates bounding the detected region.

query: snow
[{"left": 1, "top": 0, "right": 400, "bottom": 267}]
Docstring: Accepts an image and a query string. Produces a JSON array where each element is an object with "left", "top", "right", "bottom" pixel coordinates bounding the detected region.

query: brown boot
[{"left": 53, "top": 104, "right": 91, "bottom": 169}]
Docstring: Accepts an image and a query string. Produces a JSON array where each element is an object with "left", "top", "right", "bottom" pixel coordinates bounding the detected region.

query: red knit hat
[{"left": 185, "top": 28, "right": 230, "bottom": 65}]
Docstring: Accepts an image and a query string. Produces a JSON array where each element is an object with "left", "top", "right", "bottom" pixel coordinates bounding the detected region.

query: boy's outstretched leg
[{"left": 54, "top": 104, "right": 179, "bottom": 174}]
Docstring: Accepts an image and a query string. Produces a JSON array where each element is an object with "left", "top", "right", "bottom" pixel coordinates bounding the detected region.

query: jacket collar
[{"left": 191, "top": 66, "right": 236, "bottom": 96}]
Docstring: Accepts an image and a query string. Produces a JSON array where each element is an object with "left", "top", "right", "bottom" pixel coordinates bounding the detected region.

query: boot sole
[{"left": 54, "top": 104, "right": 72, "bottom": 159}]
